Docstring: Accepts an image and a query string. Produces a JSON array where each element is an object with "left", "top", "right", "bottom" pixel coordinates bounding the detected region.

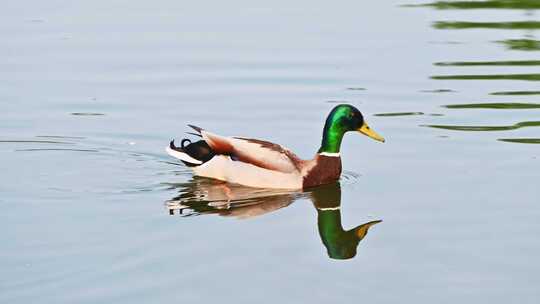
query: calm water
[{"left": 2, "top": 0, "right": 540, "bottom": 303}]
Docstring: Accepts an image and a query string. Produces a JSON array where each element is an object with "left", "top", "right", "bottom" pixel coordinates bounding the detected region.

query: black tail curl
[{"left": 170, "top": 138, "right": 216, "bottom": 167}]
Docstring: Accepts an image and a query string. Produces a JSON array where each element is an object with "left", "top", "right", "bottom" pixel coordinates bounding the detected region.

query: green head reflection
[
  {"left": 309, "top": 182, "right": 381, "bottom": 260},
  {"left": 166, "top": 178, "right": 381, "bottom": 260}
]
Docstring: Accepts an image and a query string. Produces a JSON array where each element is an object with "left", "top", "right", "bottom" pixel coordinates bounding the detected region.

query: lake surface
[{"left": 2, "top": 1, "right": 539, "bottom": 303}]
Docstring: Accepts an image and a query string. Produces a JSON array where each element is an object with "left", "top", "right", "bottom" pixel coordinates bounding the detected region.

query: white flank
[
  {"left": 193, "top": 155, "right": 303, "bottom": 189},
  {"left": 165, "top": 146, "right": 203, "bottom": 164},
  {"left": 319, "top": 152, "right": 340, "bottom": 157}
]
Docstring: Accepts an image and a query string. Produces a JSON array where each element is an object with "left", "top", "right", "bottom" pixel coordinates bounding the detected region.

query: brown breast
[{"left": 302, "top": 155, "right": 342, "bottom": 188}]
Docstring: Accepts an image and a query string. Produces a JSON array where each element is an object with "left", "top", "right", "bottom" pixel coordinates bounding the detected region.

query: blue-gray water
[{"left": 2, "top": 1, "right": 539, "bottom": 303}]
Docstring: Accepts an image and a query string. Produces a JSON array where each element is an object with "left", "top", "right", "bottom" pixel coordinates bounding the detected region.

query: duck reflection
[
  {"left": 166, "top": 177, "right": 301, "bottom": 218},
  {"left": 166, "top": 178, "right": 381, "bottom": 260},
  {"left": 311, "top": 183, "right": 381, "bottom": 260}
]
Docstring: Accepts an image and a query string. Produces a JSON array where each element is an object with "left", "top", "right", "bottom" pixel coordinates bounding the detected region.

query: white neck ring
[{"left": 319, "top": 152, "right": 340, "bottom": 157}]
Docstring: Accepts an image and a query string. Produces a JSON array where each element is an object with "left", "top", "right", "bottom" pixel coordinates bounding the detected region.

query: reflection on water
[
  {"left": 36, "top": 135, "right": 86, "bottom": 139},
  {"left": 311, "top": 183, "right": 381, "bottom": 260},
  {"left": 421, "top": 0, "right": 540, "bottom": 56},
  {"left": 424, "top": 121, "right": 540, "bottom": 131},
  {"left": 434, "top": 21, "right": 540, "bottom": 30},
  {"left": 497, "top": 38, "right": 540, "bottom": 51},
  {"left": 423, "top": 0, "right": 540, "bottom": 146},
  {"left": 444, "top": 102, "right": 540, "bottom": 109},
  {"left": 166, "top": 177, "right": 300, "bottom": 218},
  {"left": 498, "top": 138, "right": 540, "bottom": 144},
  {"left": 432, "top": 73, "right": 540, "bottom": 81},
  {"left": 420, "top": 89, "right": 456, "bottom": 93},
  {"left": 0, "top": 139, "right": 75, "bottom": 145},
  {"left": 419, "top": 0, "right": 540, "bottom": 10},
  {"left": 15, "top": 148, "right": 99, "bottom": 152},
  {"left": 491, "top": 90, "right": 540, "bottom": 95},
  {"left": 70, "top": 112, "right": 106, "bottom": 116},
  {"left": 167, "top": 180, "right": 380, "bottom": 260},
  {"left": 435, "top": 60, "right": 540, "bottom": 66},
  {"left": 374, "top": 112, "right": 424, "bottom": 117},
  {"left": 417, "top": 0, "right": 540, "bottom": 142},
  {"left": 422, "top": 0, "right": 540, "bottom": 144}
]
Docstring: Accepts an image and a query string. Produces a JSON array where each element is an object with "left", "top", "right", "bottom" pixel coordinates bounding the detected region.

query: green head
[{"left": 319, "top": 104, "right": 385, "bottom": 154}]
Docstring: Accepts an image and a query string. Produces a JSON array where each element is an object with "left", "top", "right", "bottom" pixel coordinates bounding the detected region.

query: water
[{"left": 2, "top": 0, "right": 539, "bottom": 303}]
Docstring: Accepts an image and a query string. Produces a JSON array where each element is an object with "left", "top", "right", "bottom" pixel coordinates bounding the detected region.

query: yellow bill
[
  {"left": 355, "top": 220, "right": 383, "bottom": 239},
  {"left": 358, "top": 122, "right": 385, "bottom": 142}
]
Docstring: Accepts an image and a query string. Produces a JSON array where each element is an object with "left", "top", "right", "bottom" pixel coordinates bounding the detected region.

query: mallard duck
[{"left": 166, "top": 104, "right": 385, "bottom": 189}]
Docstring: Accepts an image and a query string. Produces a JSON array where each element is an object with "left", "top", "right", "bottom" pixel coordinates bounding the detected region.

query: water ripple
[
  {"left": 341, "top": 170, "right": 361, "bottom": 185},
  {"left": 444, "top": 102, "right": 540, "bottom": 109},
  {"left": 424, "top": 121, "right": 540, "bottom": 131},
  {"left": 434, "top": 21, "right": 540, "bottom": 30},
  {"left": 15, "top": 148, "right": 99, "bottom": 152},
  {"left": 432, "top": 73, "right": 540, "bottom": 81},
  {"left": 411, "top": 1, "right": 540, "bottom": 10},
  {"left": 498, "top": 138, "right": 540, "bottom": 144},
  {"left": 36, "top": 135, "right": 86, "bottom": 139},
  {"left": 497, "top": 39, "right": 540, "bottom": 51},
  {"left": 71, "top": 112, "right": 105, "bottom": 116},
  {"left": 420, "top": 89, "right": 456, "bottom": 93},
  {"left": 490, "top": 91, "right": 540, "bottom": 96},
  {"left": 435, "top": 60, "right": 540, "bottom": 66},
  {"left": 0, "top": 140, "right": 74, "bottom": 144},
  {"left": 374, "top": 112, "right": 424, "bottom": 117}
]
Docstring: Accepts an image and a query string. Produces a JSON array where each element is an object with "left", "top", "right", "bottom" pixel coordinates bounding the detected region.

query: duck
[{"left": 166, "top": 104, "right": 385, "bottom": 189}]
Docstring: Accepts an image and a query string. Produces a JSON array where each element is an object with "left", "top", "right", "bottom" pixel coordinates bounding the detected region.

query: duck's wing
[{"left": 189, "top": 125, "right": 303, "bottom": 173}]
